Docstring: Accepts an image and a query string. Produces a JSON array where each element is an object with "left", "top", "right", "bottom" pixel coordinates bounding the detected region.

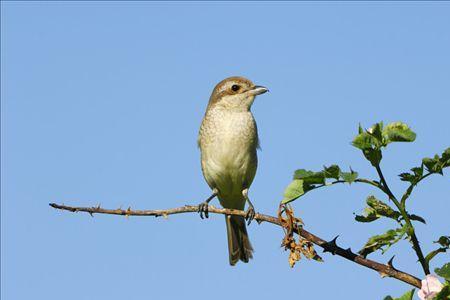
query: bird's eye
[{"left": 231, "top": 85, "right": 240, "bottom": 92}]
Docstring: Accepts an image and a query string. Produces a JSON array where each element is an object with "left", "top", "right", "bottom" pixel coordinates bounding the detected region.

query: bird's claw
[
  {"left": 198, "top": 202, "right": 209, "bottom": 219},
  {"left": 245, "top": 206, "right": 255, "bottom": 225}
]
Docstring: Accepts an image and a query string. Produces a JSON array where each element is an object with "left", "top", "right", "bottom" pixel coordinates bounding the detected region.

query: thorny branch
[{"left": 49, "top": 202, "right": 422, "bottom": 288}]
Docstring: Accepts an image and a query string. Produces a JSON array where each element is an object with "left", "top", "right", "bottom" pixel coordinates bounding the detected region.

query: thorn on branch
[
  {"left": 323, "top": 235, "right": 339, "bottom": 255},
  {"left": 388, "top": 256, "right": 396, "bottom": 269}
]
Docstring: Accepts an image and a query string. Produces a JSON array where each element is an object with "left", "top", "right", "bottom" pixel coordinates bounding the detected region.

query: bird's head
[{"left": 207, "top": 76, "right": 268, "bottom": 111}]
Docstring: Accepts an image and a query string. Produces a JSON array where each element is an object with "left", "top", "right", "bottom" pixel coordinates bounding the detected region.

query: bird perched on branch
[{"left": 197, "top": 76, "right": 268, "bottom": 265}]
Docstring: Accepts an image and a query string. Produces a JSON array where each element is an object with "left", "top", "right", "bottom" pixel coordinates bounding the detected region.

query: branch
[
  {"left": 49, "top": 202, "right": 421, "bottom": 288},
  {"left": 375, "top": 165, "right": 430, "bottom": 275},
  {"left": 400, "top": 172, "right": 433, "bottom": 207}
]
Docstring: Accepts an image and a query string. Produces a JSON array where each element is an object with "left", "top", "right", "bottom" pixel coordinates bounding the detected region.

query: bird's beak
[{"left": 250, "top": 85, "right": 269, "bottom": 95}]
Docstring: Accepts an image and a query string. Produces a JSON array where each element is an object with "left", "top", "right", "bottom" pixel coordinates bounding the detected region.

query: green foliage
[
  {"left": 383, "top": 289, "right": 415, "bottom": 300},
  {"left": 352, "top": 122, "right": 416, "bottom": 150},
  {"left": 407, "top": 213, "right": 426, "bottom": 224},
  {"left": 294, "top": 169, "right": 325, "bottom": 184},
  {"left": 382, "top": 122, "right": 417, "bottom": 144},
  {"left": 340, "top": 168, "right": 358, "bottom": 183},
  {"left": 282, "top": 179, "right": 307, "bottom": 204},
  {"left": 355, "top": 196, "right": 400, "bottom": 223},
  {"left": 366, "top": 196, "right": 400, "bottom": 220},
  {"left": 352, "top": 122, "right": 416, "bottom": 166},
  {"left": 282, "top": 121, "right": 448, "bottom": 287},
  {"left": 358, "top": 226, "right": 408, "bottom": 257},
  {"left": 352, "top": 131, "right": 380, "bottom": 150},
  {"left": 422, "top": 147, "right": 450, "bottom": 174},
  {"left": 281, "top": 165, "right": 358, "bottom": 204},
  {"left": 424, "top": 237, "right": 449, "bottom": 265},
  {"left": 436, "top": 263, "right": 450, "bottom": 282},
  {"left": 354, "top": 206, "right": 380, "bottom": 223},
  {"left": 436, "top": 236, "right": 450, "bottom": 248},
  {"left": 435, "top": 284, "right": 450, "bottom": 300},
  {"left": 399, "top": 167, "right": 424, "bottom": 185},
  {"left": 324, "top": 164, "right": 340, "bottom": 180},
  {"left": 399, "top": 148, "right": 449, "bottom": 187}
]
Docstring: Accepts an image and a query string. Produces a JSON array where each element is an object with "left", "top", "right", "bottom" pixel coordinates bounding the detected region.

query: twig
[
  {"left": 49, "top": 202, "right": 422, "bottom": 288},
  {"left": 400, "top": 172, "right": 433, "bottom": 207},
  {"left": 375, "top": 165, "right": 430, "bottom": 275}
]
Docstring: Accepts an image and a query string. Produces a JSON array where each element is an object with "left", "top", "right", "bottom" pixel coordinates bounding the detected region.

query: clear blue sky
[{"left": 1, "top": 2, "right": 449, "bottom": 300}]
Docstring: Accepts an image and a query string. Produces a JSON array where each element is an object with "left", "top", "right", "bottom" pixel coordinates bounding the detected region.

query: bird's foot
[
  {"left": 197, "top": 189, "right": 218, "bottom": 219},
  {"left": 198, "top": 202, "right": 210, "bottom": 219},
  {"left": 245, "top": 206, "right": 256, "bottom": 225}
]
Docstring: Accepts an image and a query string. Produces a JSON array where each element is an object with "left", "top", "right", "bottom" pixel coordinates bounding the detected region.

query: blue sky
[{"left": 1, "top": 2, "right": 449, "bottom": 300}]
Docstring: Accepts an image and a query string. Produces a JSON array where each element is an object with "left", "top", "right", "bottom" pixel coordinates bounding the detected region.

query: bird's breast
[
  {"left": 200, "top": 109, "right": 258, "bottom": 164},
  {"left": 199, "top": 109, "right": 258, "bottom": 205}
]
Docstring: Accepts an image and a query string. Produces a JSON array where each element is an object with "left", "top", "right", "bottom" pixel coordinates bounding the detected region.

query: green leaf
[
  {"left": 408, "top": 213, "right": 426, "bottom": 224},
  {"left": 324, "top": 165, "right": 340, "bottom": 180},
  {"left": 421, "top": 148, "right": 450, "bottom": 174},
  {"left": 352, "top": 123, "right": 386, "bottom": 166},
  {"left": 366, "top": 196, "right": 401, "bottom": 220},
  {"left": 435, "top": 263, "right": 450, "bottom": 282},
  {"left": 340, "top": 169, "right": 358, "bottom": 183},
  {"left": 293, "top": 169, "right": 314, "bottom": 179},
  {"left": 399, "top": 172, "right": 415, "bottom": 183},
  {"left": 359, "top": 227, "right": 407, "bottom": 257},
  {"left": 397, "top": 289, "right": 414, "bottom": 300},
  {"left": 293, "top": 169, "right": 325, "bottom": 184},
  {"left": 425, "top": 248, "right": 448, "bottom": 265},
  {"left": 411, "top": 166, "right": 424, "bottom": 177},
  {"left": 426, "top": 237, "right": 450, "bottom": 264},
  {"left": 423, "top": 155, "right": 444, "bottom": 174},
  {"left": 352, "top": 131, "right": 380, "bottom": 151},
  {"left": 384, "top": 289, "right": 415, "bottom": 300},
  {"left": 422, "top": 157, "right": 436, "bottom": 170},
  {"left": 442, "top": 147, "right": 450, "bottom": 167},
  {"left": 355, "top": 207, "right": 380, "bottom": 223},
  {"left": 436, "top": 236, "right": 450, "bottom": 248},
  {"left": 435, "top": 284, "right": 450, "bottom": 300},
  {"left": 355, "top": 196, "right": 402, "bottom": 223},
  {"left": 382, "top": 122, "right": 416, "bottom": 144},
  {"left": 399, "top": 166, "right": 424, "bottom": 184},
  {"left": 371, "top": 122, "right": 384, "bottom": 143},
  {"left": 439, "top": 147, "right": 450, "bottom": 171},
  {"left": 363, "top": 148, "right": 383, "bottom": 166},
  {"left": 443, "top": 147, "right": 450, "bottom": 160},
  {"left": 282, "top": 179, "right": 305, "bottom": 204}
]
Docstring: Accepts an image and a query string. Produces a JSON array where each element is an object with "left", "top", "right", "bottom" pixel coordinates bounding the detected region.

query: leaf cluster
[
  {"left": 399, "top": 148, "right": 450, "bottom": 185},
  {"left": 281, "top": 121, "right": 449, "bottom": 272},
  {"left": 352, "top": 122, "right": 416, "bottom": 166},
  {"left": 282, "top": 165, "right": 358, "bottom": 204},
  {"left": 359, "top": 226, "right": 409, "bottom": 257}
]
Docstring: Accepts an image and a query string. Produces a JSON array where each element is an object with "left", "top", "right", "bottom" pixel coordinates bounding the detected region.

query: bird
[{"left": 197, "top": 76, "right": 268, "bottom": 265}]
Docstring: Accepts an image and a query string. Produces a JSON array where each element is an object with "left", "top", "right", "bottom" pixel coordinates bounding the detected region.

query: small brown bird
[{"left": 197, "top": 76, "right": 268, "bottom": 265}]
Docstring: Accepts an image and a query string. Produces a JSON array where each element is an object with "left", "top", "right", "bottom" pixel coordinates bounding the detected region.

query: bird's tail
[{"left": 225, "top": 215, "right": 253, "bottom": 266}]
